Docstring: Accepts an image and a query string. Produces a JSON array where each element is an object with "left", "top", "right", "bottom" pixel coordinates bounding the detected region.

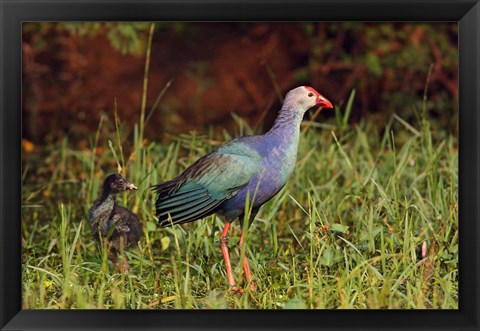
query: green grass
[
  {"left": 22, "top": 30, "right": 457, "bottom": 308},
  {"left": 21, "top": 101, "right": 458, "bottom": 308}
]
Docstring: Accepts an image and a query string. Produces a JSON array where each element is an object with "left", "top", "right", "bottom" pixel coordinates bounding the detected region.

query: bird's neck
[
  {"left": 267, "top": 102, "right": 304, "bottom": 139},
  {"left": 100, "top": 187, "right": 117, "bottom": 201}
]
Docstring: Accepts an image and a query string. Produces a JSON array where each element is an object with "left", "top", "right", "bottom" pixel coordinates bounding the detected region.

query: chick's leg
[{"left": 108, "top": 241, "right": 129, "bottom": 274}]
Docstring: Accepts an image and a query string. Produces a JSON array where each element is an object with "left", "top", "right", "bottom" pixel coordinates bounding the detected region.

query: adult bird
[
  {"left": 153, "top": 86, "right": 333, "bottom": 292},
  {"left": 89, "top": 173, "right": 143, "bottom": 273}
]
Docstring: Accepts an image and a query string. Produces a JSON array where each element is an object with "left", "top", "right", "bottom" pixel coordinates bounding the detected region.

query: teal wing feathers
[{"left": 153, "top": 141, "right": 261, "bottom": 227}]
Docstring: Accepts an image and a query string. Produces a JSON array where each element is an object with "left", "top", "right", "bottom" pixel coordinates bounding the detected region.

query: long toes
[
  {"left": 229, "top": 285, "right": 244, "bottom": 294},
  {"left": 249, "top": 282, "right": 256, "bottom": 292}
]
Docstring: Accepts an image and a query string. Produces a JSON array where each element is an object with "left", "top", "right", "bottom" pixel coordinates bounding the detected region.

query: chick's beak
[
  {"left": 317, "top": 96, "right": 334, "bottom": 109},
  {"left": 126, "top": 182, "right": 138, "bottom": 190}
]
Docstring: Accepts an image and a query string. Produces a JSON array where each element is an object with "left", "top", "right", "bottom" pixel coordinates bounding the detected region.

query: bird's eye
[
  {"left": 118, "top": 179, "right": 124, "bottom": 184},
  {"left": 308, "top": 92, "right": 314, "bottom": 97}
]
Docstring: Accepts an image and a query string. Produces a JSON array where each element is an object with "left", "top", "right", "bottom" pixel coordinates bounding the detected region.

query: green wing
[{"left": 154, "top": 141, "right": 261, "bottom": 227}]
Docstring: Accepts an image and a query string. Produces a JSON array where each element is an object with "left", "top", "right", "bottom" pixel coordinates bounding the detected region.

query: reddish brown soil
[{"left": 22, "top": 23, "right": 458, "bottom": 144}]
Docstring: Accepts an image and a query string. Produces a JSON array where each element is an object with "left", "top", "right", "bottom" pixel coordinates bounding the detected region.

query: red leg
[
  {"left": 239, "top": 232, "right": 255, "bottom": 291},
  {"left": 220, "top": 222, "right": 242, "bottom": 293},
  {"left": 114, "top": 256, "right": 130, "bottom": 274},
  {"left": 122, "top": 255, "right": 130, "bottom": 274}
]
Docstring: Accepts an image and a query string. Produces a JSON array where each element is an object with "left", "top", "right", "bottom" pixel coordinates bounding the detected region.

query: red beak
[
  {"left": 304, "top": 86, "right": 334, "bottom": 109},
  {"left": 317, "top": 96, "right": 333, "bottom": 109}
]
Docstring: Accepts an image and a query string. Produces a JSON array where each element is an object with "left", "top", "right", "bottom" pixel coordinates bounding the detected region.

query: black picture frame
[{"left": 1, "top": 0, "right": 479, "bottom": 330}]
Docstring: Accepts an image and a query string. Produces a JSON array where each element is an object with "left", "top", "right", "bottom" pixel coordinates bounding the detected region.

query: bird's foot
[
  {"left": 228, "top": 283, "right": 256, "bottom": 293},
  {"left": 228, "top": 285, "right": 244, "bottom": 294}
]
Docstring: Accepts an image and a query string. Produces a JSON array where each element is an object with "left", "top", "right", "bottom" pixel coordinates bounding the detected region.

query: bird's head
[
  {"left": 103, "top": 173, "right": 137, "bottom": 194},
  {"left": 285, "top": 86, "right": 333, "bottom": 113}
]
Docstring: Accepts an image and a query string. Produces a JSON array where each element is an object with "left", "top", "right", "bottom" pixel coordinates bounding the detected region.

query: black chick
[{"left": 88, "top": 173, "right": 143, "bottom": 272}]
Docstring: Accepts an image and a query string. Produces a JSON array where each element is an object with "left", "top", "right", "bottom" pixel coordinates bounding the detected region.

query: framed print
[{"left": 1, "top": 0, "right": 479, "bottom": 330}]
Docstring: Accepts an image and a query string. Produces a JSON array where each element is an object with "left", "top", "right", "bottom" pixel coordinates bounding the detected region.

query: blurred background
[{"left": 22, "top": 22, "right": 458, "bottom": 145}]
